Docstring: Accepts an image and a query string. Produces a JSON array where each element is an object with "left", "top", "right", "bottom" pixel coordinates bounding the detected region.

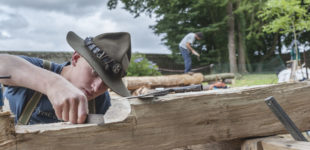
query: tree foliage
[
  {"left": 107, "top": 0, "right": 310, "bottom": 73},
  {"left": 258, "top": 0, "right": 310, "bottom": 34},
  {"left": 127, "top": 53, "right": 161, "bottom": 76},
  {"left": 258, "top": 0, "right": 310, "bottom": 69},
  {"left": 108, "top": 0, "right": 230, "bottom": 70}
]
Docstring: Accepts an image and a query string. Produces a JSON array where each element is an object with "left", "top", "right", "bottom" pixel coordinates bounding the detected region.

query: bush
[{"left": 127, "top": 53, "right": 161, "bottom": 76}]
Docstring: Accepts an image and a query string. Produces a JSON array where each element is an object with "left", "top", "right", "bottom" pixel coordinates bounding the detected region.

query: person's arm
[
  {"left": 186, "top": 42, "right": 200, "bottom": 57},
  {"left": 0, "top": 54, "right": 88, "bottom": 124}
]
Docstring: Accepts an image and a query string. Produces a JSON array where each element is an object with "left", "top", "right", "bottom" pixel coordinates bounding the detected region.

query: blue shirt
[{"left": 4, "top": 56, "right": 111, "bottom": 124}]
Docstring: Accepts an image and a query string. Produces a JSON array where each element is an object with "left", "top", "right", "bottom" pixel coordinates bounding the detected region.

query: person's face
[
  {"left": 70, "top": 53, "right": 108, "bottom": 100},
  {"left": 195, "top": 35, "right": 201, "bottom": 40}
]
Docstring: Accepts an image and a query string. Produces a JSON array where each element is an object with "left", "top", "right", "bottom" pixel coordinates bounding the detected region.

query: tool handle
[
  {"left": 127, "top": 84, "right": 203, "bottom": 100},
  {"left": 169, "top": 84, "right": 203, "bottom": 93},
  {"left": 0, "top": 75, "right": 11, "bottom": 79},
  {"left": 265, "top": 96, "right": 308, "bottom": 141}
]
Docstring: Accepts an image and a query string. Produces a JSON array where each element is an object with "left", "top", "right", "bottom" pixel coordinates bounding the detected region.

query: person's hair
[{"left": 195, "top": 32, "right": 204, "bottom": 39}]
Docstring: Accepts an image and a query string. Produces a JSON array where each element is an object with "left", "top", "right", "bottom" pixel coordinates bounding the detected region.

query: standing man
[
  {"left": 0, "top": 31, "right": 131, "bottom": 125},
  {"left": 179, "top": 32, "right": 204, "bottom": 73}
]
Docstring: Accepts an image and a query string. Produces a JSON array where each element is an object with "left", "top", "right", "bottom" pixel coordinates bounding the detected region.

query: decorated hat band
[{"left": 84, "top": 37, "right": 125, "bottom": 77}]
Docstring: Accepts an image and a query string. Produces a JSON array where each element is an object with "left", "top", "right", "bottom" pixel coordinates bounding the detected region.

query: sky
[{"left": 0, "top": 0, "right": 170, "bottom": 54}]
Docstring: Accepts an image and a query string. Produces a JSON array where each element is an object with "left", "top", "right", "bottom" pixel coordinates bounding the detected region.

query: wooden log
[
  {"left": 241, "top": 136, "right": 280, "bottom": 150},
  {"left": 2, "top": 81, "right": 310, "bottom": 149},
  {"left": 203, "top": 73, "right": 235, "bottom": 82},
  {"left": 242, "top": 136, "right": 310, "bottom": 150},
  {"left": 261, "top": 138, "right": 310, "bottom": 150},
  {"left": 125, "top": 73, "right": 204, "bottom": 90}
]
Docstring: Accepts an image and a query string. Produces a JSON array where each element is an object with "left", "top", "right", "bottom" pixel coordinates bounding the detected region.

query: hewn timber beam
[{"left": 1, "top": 81, "right": 310, "bottom": 150}]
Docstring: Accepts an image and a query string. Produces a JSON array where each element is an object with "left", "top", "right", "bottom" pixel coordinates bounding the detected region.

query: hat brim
[{"left": 66, "top": 31, "right": 130, "bottom": 97}]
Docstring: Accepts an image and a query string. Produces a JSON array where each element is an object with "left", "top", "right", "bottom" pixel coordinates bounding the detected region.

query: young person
[{"left": 0, "top": 31, "right": 131, "bottom": 125}]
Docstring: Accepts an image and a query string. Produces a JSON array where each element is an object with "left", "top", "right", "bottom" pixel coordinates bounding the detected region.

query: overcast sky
[{"left": 0, "top": 0, "right": 170, "bottom": 54}]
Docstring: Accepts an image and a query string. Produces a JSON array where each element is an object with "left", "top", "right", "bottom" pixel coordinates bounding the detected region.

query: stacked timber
[{"left": 2, "top": 81, "right": 310, "bottom": 149}]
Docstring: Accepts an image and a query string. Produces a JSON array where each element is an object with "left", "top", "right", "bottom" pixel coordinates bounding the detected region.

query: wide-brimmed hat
[{"left": 66, "top": 31, "right": 131, "bottom": 97}]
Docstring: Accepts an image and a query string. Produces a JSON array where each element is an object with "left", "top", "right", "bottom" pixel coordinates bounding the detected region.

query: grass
[{"left": 231, "top": 73, "right": 278, "bottom": 87}]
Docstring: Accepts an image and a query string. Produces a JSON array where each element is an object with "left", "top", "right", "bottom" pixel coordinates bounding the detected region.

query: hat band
[{"left": 84, "top": 37, "right": 125, "bottom": 76}]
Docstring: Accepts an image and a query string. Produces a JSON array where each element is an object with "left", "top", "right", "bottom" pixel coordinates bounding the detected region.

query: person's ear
[{"left": 71, "top": 52, "right": 81, "bottom": 66}]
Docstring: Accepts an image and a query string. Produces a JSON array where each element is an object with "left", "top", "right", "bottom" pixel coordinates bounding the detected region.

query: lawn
[{"left": 232, "top": 73, "right": 278, "bottom": 87}]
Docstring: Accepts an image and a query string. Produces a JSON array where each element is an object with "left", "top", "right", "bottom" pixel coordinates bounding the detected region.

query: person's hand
[
  {"left": 192, "top": 50, "right": 200, "bottom": 61},
  {"left": 192, "top": 50, "right": 200, "bottom": 57},
  {"left": 46, "top": 78, "right": 88, "bottom": 124}
]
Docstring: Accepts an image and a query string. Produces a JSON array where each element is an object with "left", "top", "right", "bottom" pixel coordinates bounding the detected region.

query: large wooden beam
[
  {"left": 125, "top": 73, "right": 204, "bottom": 90},
  {"left": 2, "top": 81, "right": 310, "bottom": 150}
]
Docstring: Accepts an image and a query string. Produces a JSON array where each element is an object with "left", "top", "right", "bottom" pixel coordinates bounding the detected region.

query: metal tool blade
[
  {"left": 86, "top": 114, "right": 105, "bottom": 126},
  {"left": 0, "top": 75, "right": 11, "bottom": 79}
]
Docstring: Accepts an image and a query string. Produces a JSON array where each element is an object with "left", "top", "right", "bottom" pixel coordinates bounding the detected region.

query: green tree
[
  {"left": 107, "top": 0, "right": 231, "bottom": 72},
  {"left": 259, "top": 0, "right": 310, "bottom": 52},
  {"left": 227, "top": 0, "right": 238, "bottom": 73},
  {"left": 107, "top": 0, "right": 289, "bottom": 74},
  {"left": 259, "top": 0, "right": 310, "bottom": 35},
  {"left": 258, "top": 0, "right": 310, "bottom": 78},
  {"left": 236, "top": 0, "right": 247, "bottom": 73},
  {"left": 237, "top": 0, "right": 283, "bottom": 73}
]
